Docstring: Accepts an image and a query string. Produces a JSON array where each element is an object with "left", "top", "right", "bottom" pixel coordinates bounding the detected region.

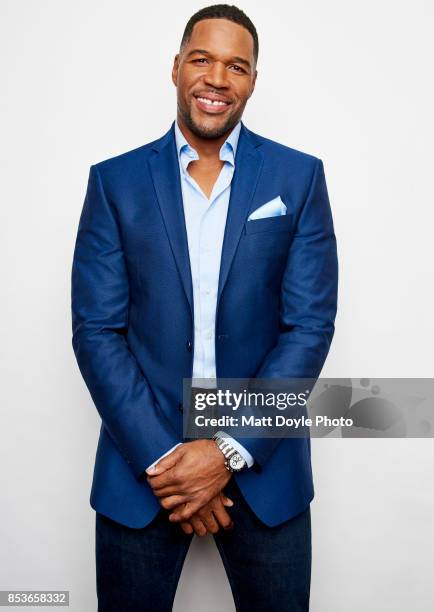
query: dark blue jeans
[{"left": 95, "top": 478, "right": 311, "bottom": 611}]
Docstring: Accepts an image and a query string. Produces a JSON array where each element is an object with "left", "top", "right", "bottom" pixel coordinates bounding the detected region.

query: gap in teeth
[{"left": 197, "top": 97, "right": 227, "bottom": 106}]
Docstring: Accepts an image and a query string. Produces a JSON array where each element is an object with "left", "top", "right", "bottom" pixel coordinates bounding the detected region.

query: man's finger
[
  {"left": 169, "top": 500, "right": 201, "bottom": 522},
  {"left": 190, "top": 516, "right": 207, "bottom": 537},
  {"left": 152, "top": 485, "right": 184, "bottom": 498},
  {"left": 198, "top": 509, "right": 219, "bottom": 534},
  {"left": 158, "top": 495, "right": 186, "bottom": 510},
  {"left": 212, "top": 497, "right": 234, "bottom": 530},
  {"left": 180, "top": 521, "right": 193, "bottom": 535},
  {"left": 146, "top": 469, "right": 179, "bottom": 490}
]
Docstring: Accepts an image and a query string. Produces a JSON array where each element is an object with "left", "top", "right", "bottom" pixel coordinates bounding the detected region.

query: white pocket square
[{"left": 247, "top": 196, "right": 287, "bottom": 221}]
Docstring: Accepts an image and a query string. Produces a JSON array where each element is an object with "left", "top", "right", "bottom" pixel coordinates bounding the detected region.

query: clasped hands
[{"left": 146, "top": 440, "right": 233, "bottom": 536}]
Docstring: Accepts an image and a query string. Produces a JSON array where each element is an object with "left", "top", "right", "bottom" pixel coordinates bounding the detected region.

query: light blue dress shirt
[{"left": 146, "top": 120, "right": 254, "bottom": 470}]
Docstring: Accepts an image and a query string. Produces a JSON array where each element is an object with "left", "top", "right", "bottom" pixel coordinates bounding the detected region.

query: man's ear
[{"left": 172, "top": 54, "right": 180, "bottom": 86}]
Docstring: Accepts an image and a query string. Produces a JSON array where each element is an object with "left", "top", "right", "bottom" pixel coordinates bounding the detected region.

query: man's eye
[
  {"left": 193, "top": 58, "right": 208, "bottom": 64},
  {"left": 230, "top": 65, "right": 244, "bottom": 73}
]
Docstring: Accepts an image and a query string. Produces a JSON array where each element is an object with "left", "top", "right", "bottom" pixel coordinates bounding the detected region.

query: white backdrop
[{"left": 1, "top": 1, "right": 433, "bottom": 610}]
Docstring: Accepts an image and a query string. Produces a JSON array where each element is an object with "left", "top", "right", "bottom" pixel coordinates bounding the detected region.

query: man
[{"left": 71, "top": 4, "right": 338, "bottom": 611}]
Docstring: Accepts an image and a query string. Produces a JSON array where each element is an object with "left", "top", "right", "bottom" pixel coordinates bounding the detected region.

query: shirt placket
[
  {"left": 197, "top": 159, "right": 234, "bottom": 379},
  {"left": 182, "top": 143, "right": 235, "bottom": 380}
]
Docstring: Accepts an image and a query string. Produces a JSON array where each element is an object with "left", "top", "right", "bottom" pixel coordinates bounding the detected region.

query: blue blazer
[{"left": 71, "top": 121, "right": 338, "bottom": 528}]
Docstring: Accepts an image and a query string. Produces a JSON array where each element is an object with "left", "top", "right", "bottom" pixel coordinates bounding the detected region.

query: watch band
[{"left": 212, "top": 432, "right": 246, "bottom": 472}]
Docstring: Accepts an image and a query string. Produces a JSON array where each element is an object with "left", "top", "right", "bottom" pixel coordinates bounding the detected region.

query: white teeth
[{"left": 197, "top": 97, "right": 228, "bottom": 106}]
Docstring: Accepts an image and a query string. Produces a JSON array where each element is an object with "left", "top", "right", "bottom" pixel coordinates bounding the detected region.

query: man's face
[{"left": 172, "top": 18, "right": 257, "bottom": 139}]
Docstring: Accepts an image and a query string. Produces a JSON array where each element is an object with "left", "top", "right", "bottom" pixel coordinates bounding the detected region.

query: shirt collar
[{"left": 174, "top": 120, "right": 242, "bottom": 169}]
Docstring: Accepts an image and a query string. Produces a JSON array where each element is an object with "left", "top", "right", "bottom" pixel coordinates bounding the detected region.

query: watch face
[{"left": 229, "top": 453, "right": 245, "bottom": 471}]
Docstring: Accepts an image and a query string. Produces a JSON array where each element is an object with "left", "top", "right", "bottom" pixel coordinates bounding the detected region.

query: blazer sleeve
[
  {"left": 236, "top": 158, "right": 339, "bottom": 468},
  {"left": 71, "top": 164, "right": 181, "bottom": 478}
]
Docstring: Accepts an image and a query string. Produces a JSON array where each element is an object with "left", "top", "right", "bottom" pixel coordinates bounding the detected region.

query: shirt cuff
[
  {"left": 145, "top": 443, "right": 183, "bottom": 471},
  {"left": 217, "top": 431, "right": 254, "bottom": 468}
]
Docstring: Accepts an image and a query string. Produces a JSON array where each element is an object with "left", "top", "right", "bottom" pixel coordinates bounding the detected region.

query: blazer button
[
  {"left": 186, "top": 340, "right": 192, "bottom": 352},
  {"left": 178, "top": 403, "right": 184, "bottom": 412}
]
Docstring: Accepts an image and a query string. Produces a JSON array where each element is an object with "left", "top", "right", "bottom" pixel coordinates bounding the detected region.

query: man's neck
[{"left": 176, "top": 115, "right": 233, "bottom": 161}]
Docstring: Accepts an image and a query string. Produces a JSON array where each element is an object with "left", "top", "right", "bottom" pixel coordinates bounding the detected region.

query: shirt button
[{"left": 206, "top": 331, "right": 213, "bottom": 340}]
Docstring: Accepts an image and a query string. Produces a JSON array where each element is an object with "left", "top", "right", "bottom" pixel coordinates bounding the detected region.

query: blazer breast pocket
[{"left": 244, "top": 213, "right": 293, "bottom": 235}]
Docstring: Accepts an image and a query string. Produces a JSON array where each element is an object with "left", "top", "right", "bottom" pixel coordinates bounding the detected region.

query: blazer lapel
[
  {"left": 217, "top": 122, "right": 264, "bottom": 306},
  {"left": 148, "top": 122, "right": 194, "bottom": 315}
]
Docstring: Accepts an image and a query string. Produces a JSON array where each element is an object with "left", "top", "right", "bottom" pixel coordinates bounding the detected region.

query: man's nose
[{"left": 203, "top": 61, "right": 229, "bottom": 88}]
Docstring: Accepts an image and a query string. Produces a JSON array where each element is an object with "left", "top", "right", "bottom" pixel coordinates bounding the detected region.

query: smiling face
[{"left": 172, "top": 18, "right": 257, "bottom": 140}]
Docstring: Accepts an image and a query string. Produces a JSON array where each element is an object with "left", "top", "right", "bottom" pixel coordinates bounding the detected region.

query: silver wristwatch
[{"left": 213, "top": 431, "right": 247, "bottom": 473}]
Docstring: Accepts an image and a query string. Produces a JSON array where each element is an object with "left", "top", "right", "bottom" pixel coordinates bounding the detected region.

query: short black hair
[{"left": 180, "top": 4, "right": 259, "bottom": 67}]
